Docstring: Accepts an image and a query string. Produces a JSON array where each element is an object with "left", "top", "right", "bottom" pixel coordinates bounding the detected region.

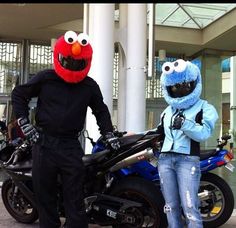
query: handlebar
[
  {"left": 83, "top": 129, "right": 128, "bottom": 146},
  {"left": 113, "top": 131, "right": 127, "bottom": 138},
  {"left": 217, "top": 134, "right": 231, "bottom": 149}
]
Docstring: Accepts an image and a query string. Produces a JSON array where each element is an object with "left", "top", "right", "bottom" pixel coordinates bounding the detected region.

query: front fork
[{"left": 7, "top": 171, "right": 37, "bottom": 208}]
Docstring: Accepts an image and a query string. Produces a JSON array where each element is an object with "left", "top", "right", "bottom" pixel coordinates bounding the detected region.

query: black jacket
[{"left": 11, "top": 69, "right": 113, "bottom": 137}]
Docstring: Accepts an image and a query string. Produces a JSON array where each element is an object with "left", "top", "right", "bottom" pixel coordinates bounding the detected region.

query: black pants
[{"left": 32, "top": 134, "right": 88, "bottom": 228}]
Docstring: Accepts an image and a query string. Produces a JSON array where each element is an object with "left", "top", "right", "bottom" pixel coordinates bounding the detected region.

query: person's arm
[
  {"left": 7, "top": 122, "right": 14, "bottom": 141},
  {"left": 181, "top": 102, "right": 219, "bottom": 142},
  {"left": 11, "top": 71, "right": 45, "bottom": 144},
  {"left": 89, "top": 80, "right": 120, "bottom": 150},
  {"left": 11, "top": 71, "right": 44, "bottom": 119}
]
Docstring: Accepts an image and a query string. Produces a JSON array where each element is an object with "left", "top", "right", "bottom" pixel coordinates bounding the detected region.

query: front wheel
[
  {"left": 199, "top": 172, "right": 234, "bottom": 228},
  {"left": 110, "top": 177, "right": 168, "bottom": 228},
  {"left": 1, "top": 179, "right": 38, "bottom": 224}
]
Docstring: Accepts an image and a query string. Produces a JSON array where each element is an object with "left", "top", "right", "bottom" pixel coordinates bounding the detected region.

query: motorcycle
[
  {"left": 87, "top": 130, "right": 235, "bottom": 228},
  {"left": 0, "top": 131, "right": 168, "bottom": 227}
]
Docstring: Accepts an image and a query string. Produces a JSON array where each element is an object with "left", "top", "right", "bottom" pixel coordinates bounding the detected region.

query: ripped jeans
[{"left": 158, "top": 152, "right": 203, "bottom": 228}]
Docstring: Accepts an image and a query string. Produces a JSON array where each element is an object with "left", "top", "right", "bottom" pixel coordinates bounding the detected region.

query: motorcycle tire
[
  {"left": 110, "top": 176, "right": 168, "bottom": 228},
  {"left": 200, "top": 172, "right": 234, "bottom": 228},
  {"left": 1, "top": 179, "right": 38, "bottom": 224}
]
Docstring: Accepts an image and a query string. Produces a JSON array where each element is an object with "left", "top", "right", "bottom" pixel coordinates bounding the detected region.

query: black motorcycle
[{"left": 0, "top": 132, "right": 168, "bottom": 227}]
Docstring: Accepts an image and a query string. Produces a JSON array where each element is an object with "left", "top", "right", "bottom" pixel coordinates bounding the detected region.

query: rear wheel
[
  {"left": 111, "top": 177, "right": 167, "bottom": 228},
  {"left": 200, "top": 173, "right": 234, "bottom": 228},
  {"left": 1, "top": 179, "right": 38, "bottom": 224}
]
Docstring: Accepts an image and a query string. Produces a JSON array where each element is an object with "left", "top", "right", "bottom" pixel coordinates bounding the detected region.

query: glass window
[
  {"left": 29, "top": 44, "right": 53, "bottom": 78},
  {"left": 154, "top": 3, "right": 236, "bottom": 29},
  {"left": 191, "top": 58, "right": 202, "bottom": 70},
  {"left": 221, "top": 58, "right": 230, "bottom": 72},
  {"left": 0, "top": 42, "right": 22, "bottom": 94}
]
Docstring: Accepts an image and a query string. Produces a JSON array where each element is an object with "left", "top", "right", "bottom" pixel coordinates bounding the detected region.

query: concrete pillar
[
  {"left": 230, "top": 56, "right": 236, "bottom": 147},
  {"left": 200, "top": 54, "right": 222, "bottom": 149},
  {"left": 148, "top": 3, "right": 155, "bottom": 78},
  {"left": 117, "top": 4, "right": 127, "bottom": 131},
  {"left": 89, "top": 4, "right": 114, "bottom": 110},
  {"left": 125, "top": 4, "right": 147, "bottom": 132},
  {"left": 83, "top": 3, "right": 89, "bottom": 34},
  {"left": 85, "top": 4, "right": 115, "bottom": 153}
]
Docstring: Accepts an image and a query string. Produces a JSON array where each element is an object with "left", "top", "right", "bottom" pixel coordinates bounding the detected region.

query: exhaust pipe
[{"left": 109, "top": 150, "right": 154, "bottom": 172}]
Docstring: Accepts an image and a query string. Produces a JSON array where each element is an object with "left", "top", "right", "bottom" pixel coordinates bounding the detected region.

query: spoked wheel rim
[
  {"left": 199, "top": 180, "right": 225, "bottom": 222},
  {"left": 114, "top": 190, "right": 159, "bottom": 227}
]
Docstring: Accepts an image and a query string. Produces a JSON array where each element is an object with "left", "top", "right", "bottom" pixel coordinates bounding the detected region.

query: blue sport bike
[{"left": 85, "top": 129, "right": 235, "bottom": 228}]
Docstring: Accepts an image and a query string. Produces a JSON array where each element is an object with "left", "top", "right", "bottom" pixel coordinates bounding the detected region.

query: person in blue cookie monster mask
[{"left": 156, "top": 59, "right": 218, "bottom": 228}]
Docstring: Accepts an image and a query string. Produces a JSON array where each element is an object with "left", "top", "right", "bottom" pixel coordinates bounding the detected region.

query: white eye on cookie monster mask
[{"left": 160, "top": 59, "right": 202, "bottom": 110}]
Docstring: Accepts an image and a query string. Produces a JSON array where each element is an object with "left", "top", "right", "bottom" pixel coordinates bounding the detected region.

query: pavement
[
  {"left": 0, "top": 194, "right": 235, "bottom": 228},
  {"left": 0, "top": 203, "right": 102, "bottom": 228},
  {"left": 0, "top": 181, "right": 235, "bottom": 228}
]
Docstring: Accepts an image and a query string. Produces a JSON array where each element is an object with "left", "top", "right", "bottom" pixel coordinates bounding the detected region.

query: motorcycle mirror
[
  {"left": 112, "top": 125, "right": 118, "bottom": 132},
  {"left": 221, "top": 134, "right": 231, "bottom": 141},
  {"left": 82, "top": 130, "right": 95, "bottom": 146},
  {"left": 82, "top": 130, "right": 89, "bottom": 138}
]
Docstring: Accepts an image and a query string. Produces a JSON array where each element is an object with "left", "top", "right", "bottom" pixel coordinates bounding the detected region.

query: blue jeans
[{"left": 158, "top": 152, "right": 203, "bottom": 228}]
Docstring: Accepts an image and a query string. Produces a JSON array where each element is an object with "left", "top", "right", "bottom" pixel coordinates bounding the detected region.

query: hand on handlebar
[{"left": 105, "top": 132, "right": 121, "bottom": 151}]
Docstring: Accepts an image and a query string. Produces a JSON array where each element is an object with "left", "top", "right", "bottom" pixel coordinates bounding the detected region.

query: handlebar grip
[{"left": 114, "top": 131, "right": 127, "bottom": 137}]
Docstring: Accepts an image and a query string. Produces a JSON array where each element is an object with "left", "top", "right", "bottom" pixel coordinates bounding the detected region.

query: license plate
[{"left": 225, "top": 162, "right": 235, "bottom": 172}]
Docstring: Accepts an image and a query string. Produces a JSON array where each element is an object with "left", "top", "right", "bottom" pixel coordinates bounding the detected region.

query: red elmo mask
[{"left": 53, "top": 31, "right": 93, "bottom": 83}]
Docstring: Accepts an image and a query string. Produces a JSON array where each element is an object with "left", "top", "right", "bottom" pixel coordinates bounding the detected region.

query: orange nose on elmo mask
[{"left": 53, "top": 31, "right": 93, "bottom": 83}]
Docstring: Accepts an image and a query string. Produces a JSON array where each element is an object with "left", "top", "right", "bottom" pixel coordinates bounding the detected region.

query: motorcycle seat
[
  {"left": 119, "top": 134, "right": 146, "bottom": 148},
  {"left": 200, "top": 149, "right": 217, "bottom": 161},
  {"left": 83, "top": 149, "right": 110, "bottom": 166}
]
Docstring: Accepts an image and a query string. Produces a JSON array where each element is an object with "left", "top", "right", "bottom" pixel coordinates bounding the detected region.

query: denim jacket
[{"left": 159, "top": 99, "right": 218, "bottom": 155}]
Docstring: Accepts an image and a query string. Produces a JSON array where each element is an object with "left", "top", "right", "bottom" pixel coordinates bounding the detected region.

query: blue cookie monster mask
[{"left": 160, "top": 59, "right": 202, "bottom": 110}]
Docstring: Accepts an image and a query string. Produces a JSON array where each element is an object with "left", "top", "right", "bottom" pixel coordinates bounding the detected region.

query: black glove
[
  {"left": 172, "top": 113, "right": 185, "bottom": 130},
  {"left": 17, "top": 117, "right": 39, "bottom": 144},
  {"left": 104, "top": 132, "right": 121, "bottom": 151}
]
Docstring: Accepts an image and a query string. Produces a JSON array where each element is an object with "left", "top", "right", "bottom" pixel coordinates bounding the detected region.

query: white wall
[{"left": 222, "top": 72, "right": 230, "bottom": 94}]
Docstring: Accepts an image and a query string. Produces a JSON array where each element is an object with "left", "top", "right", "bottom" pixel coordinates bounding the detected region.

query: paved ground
[
  {"left": 0, "top": 195, "right": 235, "bottom": 228},
  {"left": 220, "top": 210, "right": 236, "bottom": 228},
  {"left": 0, "top": 189, "right": 103, "bottom": 228},
  {"left": 0, "top": 178, "right": 235, "bottom": 228}
]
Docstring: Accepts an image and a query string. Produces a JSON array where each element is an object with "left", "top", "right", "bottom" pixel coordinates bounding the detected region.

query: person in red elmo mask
[{"left": 11, "top": 31, "right": 120, "bottom": 228}]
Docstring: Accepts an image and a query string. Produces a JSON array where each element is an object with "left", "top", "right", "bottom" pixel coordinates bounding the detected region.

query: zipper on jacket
[{"left": 169, "top": 109, "right": 179, "bottom": 150}]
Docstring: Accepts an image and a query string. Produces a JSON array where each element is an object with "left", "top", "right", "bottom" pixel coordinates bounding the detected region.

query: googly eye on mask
[
  {"left": 77, "top": 33, "right": 90, "bottom": 46},
  {"left": 162, "top": 62, "right": 174, "bottom": 75},
  {"left": 173, "top": 59, "right": 187, "bottom": 72},
  {"left": 64, "top": 31, "right": 78, "bottom": 44}
]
